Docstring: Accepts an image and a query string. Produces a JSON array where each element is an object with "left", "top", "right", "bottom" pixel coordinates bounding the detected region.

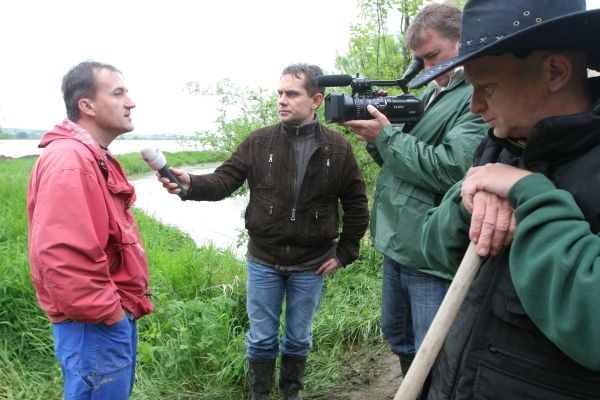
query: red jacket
[{"left": 27, "top": 120, "right": 153, "bottom": 324}]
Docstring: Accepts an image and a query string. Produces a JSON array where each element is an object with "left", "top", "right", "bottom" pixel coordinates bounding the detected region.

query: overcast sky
[
  {"left": 0, "top": 0, "right": 359, "bottom": 135},
  {"left": 2, "top": 1, "right": 599, "bottom": 136}
]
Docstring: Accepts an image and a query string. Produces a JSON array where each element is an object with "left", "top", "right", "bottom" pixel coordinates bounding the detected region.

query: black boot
[
  {"left": 399, "top": 356, "right": 429, "bottom": 400},
  {"left": 399, "top": 355, "right": 413, "bottom": 377},
  {"left": 279, "top": 354, "right": 307, "bottom": 400},
  {"left": 248, "top": 358, "right": 276, "bottom": 400}
]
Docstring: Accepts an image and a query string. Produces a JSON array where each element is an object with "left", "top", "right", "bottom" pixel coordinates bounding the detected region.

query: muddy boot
[
  {"left": 399, "top": 356, "right": 413, "bottom": 377},
  {"left": 279, "top": 354, "right": 307, "bottom": 400},
  {"left": 399, "top": 356, "right": 429, "bottom": 399},
  {"left": 248, "top": 358, "right": 276, "bottom": 400}
]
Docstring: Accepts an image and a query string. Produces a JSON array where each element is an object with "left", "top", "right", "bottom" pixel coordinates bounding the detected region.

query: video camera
[{"left": 317, "top": 56, "right": 425, "bottom": 125}]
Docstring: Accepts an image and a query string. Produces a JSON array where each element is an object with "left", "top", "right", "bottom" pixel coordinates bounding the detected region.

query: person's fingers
[
  {"left": 366, "top": 105, "right": 390, "bottom": 126},
  {"left": 503, "top": 215, "right": 517, "bottom": 248},
  {"left": 469, "top": 192, "right": 486, "bottom": 242},
  {"left": 315, "top": 259, "right": 339, "bottom": 275},
  {"left": 461, "top": 180, "right": 475, "bottom": 213},
  {"left": 472, "top": 192, "right": 500, "bottom": 257},
  {"left": 489, "top": 199, "right": 513, "bottom": 256},
  {"left": 461, "top": 167, "right": 484, "bottom": 213}
]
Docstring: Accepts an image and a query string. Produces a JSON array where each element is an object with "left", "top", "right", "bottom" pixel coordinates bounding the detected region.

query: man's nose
[
  {"left": 470, "top": 90, "right": 486, "bottom": 115},
  {"left": 126, "top": 96, "right": 136, "bottom": 109}
]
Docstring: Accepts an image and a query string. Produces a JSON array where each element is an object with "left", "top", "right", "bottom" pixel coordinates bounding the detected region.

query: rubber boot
[
  {"left": 399, "top": 356, "right": 429, "bottom": 400},
  {"left": 248, "top": 358, "right": 276, "bottom": 400},
  {"left": 279, "top": 354, "right": 307, "bottom": 400},
  {"left": 399, "top": 356, "right": 413, "bottom": 377}
]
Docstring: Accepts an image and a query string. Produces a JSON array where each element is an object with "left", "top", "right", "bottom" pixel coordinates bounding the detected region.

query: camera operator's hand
[{"left": 342, "top": 105, "right": 391, "bottom": 143}]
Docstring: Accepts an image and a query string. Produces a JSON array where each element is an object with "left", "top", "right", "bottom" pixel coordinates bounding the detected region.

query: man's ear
[
  {"left": 546, "top": 53, "right": 572, "bottom": 93},
  {"left": 312, "top": 93, "right": 324, "bottom": 110},
  {"left": 78, "top": 98, "right": 95, "bottom": 117}
]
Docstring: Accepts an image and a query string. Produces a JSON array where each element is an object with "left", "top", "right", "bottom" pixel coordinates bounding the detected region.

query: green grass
[{"left": 0, "top": 153, "right": 385, "bottom": 399}]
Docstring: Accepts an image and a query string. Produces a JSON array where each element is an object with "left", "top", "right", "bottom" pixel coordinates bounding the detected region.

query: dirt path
[{"left": 326, "top": 349, "right": 403, "bottom": 400}]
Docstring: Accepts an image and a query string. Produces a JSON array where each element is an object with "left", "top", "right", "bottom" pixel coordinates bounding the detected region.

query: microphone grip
[{"left": 158, "top": 165, "right": 188, "bottom": 199}]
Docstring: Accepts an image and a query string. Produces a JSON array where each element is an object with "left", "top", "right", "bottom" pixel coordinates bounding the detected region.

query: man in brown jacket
[{"left": 156, "top": 63, "right": 369, "bottom": 400}]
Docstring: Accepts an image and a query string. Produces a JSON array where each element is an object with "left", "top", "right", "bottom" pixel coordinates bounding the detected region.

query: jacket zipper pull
[
  {"left": 315, "top": 211, "right": 319, "bottom": 220},
  {"left": 268, "top": 153, "right": 273, "bottom": 178},
  {"left": 488, "top": 345, "right": 506, "bottom": 359},
  {"left": 269, "top": 205, "right": 273, "bottom": 215},
  {"left": 291, "top": 208, "right": 296, "bottom": 221}
]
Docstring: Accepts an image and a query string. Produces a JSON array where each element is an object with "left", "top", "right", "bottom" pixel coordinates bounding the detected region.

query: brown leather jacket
[{"left": 187, "top": 122, "right": 369, "bottom": 267}]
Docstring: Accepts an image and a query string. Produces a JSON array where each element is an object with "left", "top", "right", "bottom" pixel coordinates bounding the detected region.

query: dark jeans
[{"left": 381, "top": 256, "right": 449, "bottom": 359}]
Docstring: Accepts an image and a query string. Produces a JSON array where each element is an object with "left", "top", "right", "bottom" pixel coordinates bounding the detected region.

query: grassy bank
[{"left": 0, "top": 153, "right": 384, "bottom": 399}]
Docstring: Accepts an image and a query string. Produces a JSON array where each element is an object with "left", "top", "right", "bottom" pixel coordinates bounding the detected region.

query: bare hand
[
  {"left": 468, "top": 191, "right": 516, "bottom": 256},
  {"left": 461, "top": 164, "right": 532, "bottom": 209},
  {"left": 460, "top": 164, "right": 529, "bottom": 256},
  {"left": 341, "top": 104, "right": 391, "bottom": 143},
  {"left": 156, "top": 167, "right": 191, "bottom": 195},
  {"left": 315, "top": 258, "right": 340, "bottom": 275}
]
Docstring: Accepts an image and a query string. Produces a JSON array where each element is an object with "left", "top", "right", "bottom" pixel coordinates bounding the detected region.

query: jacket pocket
[
  {"left": 473, "top": 359, "right": 600, "bottom": 400},
  {"left": 107, "top": 217, "right": 140, "bottom": 272},
  {"left": 245, "top": 195, "right": 277, "bottom": 237},
  {"left": 252, "top": 142, "right": 279, "bottom": 189},
  {"left": 298, "top": 203, "right": 338, "bottom": 241}
]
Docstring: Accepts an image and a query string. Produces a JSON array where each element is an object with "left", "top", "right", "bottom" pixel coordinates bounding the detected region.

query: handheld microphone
[
  {"left": 316, "top": 74, "right": 354, "bottom": 87},
  {"left": 140, "top": 147, "right": 188, "bottom": 199}
]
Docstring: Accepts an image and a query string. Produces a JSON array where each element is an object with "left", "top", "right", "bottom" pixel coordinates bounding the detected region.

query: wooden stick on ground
[{"left": 394, "top": 242, "right": 482, "bottom": 400}]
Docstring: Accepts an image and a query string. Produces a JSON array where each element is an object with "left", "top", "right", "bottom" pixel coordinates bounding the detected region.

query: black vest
[{"left": 427, "top": 98, "right": 600, "bottom": 399}]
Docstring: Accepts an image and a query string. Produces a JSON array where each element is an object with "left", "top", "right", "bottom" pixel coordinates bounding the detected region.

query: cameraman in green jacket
[{"left": 343, "top": 3, "right": 488, "bottom": 375}]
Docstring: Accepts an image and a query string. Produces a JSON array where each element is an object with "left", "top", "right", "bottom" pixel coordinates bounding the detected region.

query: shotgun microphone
[
  {"left": 316, "top": 74, "right": 354, "bottom": 87},
  {"left": 140, "top": 147, "right": 188, "bottom": 199}
]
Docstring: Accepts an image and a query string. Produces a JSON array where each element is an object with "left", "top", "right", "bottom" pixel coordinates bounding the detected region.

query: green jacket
[
  {"left": 368, "top": 69, "right": 487, "bottom": 279},
  {"left": 422, "top": 95, "right": 600, "bottom": 397}
]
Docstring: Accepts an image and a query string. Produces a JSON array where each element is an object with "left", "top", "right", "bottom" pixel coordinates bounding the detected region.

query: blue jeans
[
  {"left": 51, "top": 312, "right": 137, "bottom": 400},
  {"left": 245, "top": 260, "right": 324, "bottom": 360},
  {"left": 381, "top": 256, "right": 449, "bottom": 359}
]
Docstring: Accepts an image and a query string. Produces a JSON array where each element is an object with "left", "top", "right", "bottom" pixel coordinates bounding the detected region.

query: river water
[
  {"left": 2, "top": 139, "right": 248, "bottom": 258},
  {"left": 132, "top": 165, "right": 248, "bottom": 259}
]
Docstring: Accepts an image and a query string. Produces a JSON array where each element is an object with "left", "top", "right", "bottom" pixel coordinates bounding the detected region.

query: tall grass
[{"left": 0, "top": 153, "right": 384, "bottom": 399}]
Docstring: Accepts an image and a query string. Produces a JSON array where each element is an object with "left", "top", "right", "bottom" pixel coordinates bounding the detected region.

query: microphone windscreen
[
  {"left": 316, "top": 75, "right": 353, "bottom": 87},
  {"left": 140, "top": 147, "right": 167, "bottom": 171}
]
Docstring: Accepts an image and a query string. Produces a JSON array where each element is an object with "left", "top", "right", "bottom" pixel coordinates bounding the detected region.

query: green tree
[
  {"left": 335, "top": 0, "right": 424, "bottom": 81},
  {"left": 185, "top": 78, "right": 278, "bottom": 156}
]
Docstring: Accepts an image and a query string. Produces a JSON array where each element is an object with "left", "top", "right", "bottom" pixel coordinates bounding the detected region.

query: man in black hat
[{"left": 412, "top": 0, "right": 600, "bottom": 398}]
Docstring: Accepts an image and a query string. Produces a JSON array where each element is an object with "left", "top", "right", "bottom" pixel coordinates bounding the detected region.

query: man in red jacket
[{"left": 27, "top": 61, "right": 153, "bottom": 399}]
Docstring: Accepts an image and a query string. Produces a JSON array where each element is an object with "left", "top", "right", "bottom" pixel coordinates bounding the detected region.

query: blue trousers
[
  {"left": 51, "top": 312, "right": 137, "bottom": 400},
  {"left": 381, "top": 256, "right": 450, "bottom": 359},
  {"left": 245, "top": 260, "right": 324, "bottom": 360}
]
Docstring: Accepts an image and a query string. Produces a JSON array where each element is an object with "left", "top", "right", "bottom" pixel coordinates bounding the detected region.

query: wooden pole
[{"left": 394, "top": 242, "right": 482, "bottom": 400}]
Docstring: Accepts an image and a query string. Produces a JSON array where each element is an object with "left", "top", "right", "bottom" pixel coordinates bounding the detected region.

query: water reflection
[{"left": 131, "top": 164, "right": 248, "bottom": 259}]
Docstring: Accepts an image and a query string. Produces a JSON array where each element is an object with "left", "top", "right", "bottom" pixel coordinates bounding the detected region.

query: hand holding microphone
[{"left": 140, "top": 147, "right": 188, "bottom": 199}]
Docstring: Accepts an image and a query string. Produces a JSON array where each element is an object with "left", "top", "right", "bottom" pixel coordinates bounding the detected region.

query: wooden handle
[{"left": 394, "top": 242, "right": 482, "bottom": 400}]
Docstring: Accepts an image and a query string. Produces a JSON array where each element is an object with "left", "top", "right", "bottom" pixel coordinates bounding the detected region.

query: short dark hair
[
  {"left": 281, "top": 63, "right": 324, "bottom": 96},
  {"left": 61, "top": 61, "right": 120, "bottom": 121},
  {"left": 406, "top": 3, "right": 462, "bottom": 49}
]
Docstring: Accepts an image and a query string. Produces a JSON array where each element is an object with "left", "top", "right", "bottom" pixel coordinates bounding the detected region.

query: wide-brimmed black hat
[{"left": 409, "top": 0, "right": 600, "bottom": 89}]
